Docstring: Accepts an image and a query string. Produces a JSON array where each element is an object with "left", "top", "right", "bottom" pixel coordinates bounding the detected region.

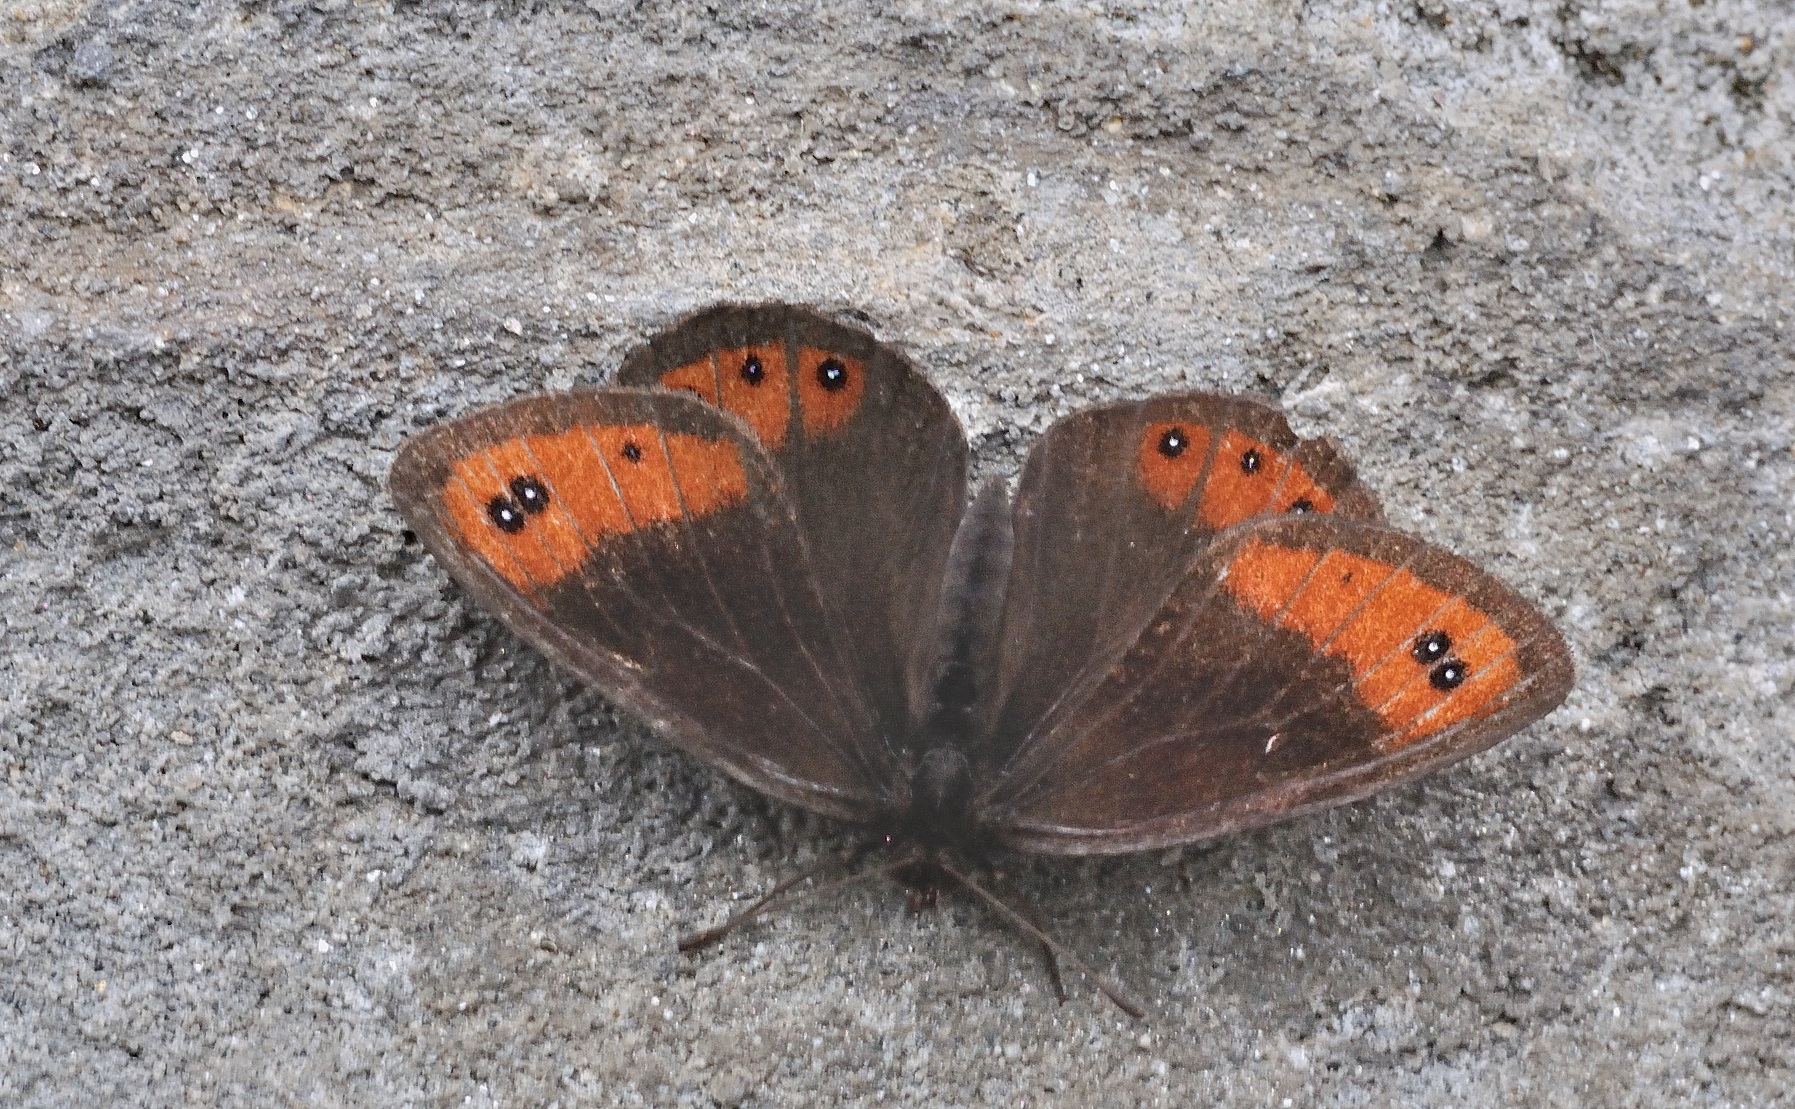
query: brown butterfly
[{"left": 388, "top": 303, "right": 1575, "bottom": 1017}]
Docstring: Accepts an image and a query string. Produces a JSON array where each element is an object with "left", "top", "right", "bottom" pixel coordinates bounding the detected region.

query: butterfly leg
[
  {"left": 677, "top": 843, "right": 920, "bottom": 953},
  {"left": 971, "top": 855, "right": 1066, "bottom": 1005},
  {"left": 935, "top": 857, "right": 1147, "bottom": 1020}
]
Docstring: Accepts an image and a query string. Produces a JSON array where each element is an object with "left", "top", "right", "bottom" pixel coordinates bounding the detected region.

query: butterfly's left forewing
[
  {"left": 977, "top": 515, "right": 1574, "bottom": 854},
  {"left": 389, "top": 389, "right": 899, "bottom": 821}
]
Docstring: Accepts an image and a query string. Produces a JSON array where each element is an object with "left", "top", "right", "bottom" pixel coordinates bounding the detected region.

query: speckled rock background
[{"left": 3, "top": 1, "right": 1791, "bottom": 1105}]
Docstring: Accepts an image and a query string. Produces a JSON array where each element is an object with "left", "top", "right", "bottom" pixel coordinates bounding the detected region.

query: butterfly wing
[
  {"left": 977, "top": 394, "right": 1383, "bottom": 768},
  {"left": 389, "top": 389, "right": 902, "bottom": 822},
  {"left": 976, "top": 514, "right": 1575, "bottom": 854},
  {"left": 616, "top": 304, "right": 971, "bottom": 752}
]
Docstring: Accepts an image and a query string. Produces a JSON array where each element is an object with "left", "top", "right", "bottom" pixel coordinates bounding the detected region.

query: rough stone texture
[{"left": 2, "top": 1, "right": 1791, "bottom": 1105}]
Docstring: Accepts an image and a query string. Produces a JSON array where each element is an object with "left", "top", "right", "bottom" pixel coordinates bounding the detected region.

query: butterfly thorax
[{"left": 890, "top": 746, "right": 979, "bottom": 850}]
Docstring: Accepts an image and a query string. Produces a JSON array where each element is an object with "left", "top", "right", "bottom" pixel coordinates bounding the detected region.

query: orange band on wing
[
  {"left": 1136, "top": 421, "right": 1212, "bottom": 510},
  {"left": 663, "top": 432, "right": 752, "bottom": 516},
  {"left": 714, "top": 346, "right": 791, "bottom": 448},
  {"left": 1197, "top": 431, "right": 1338, "bottom": 529},
  {"left": 1223, "top": 539, "right": 1521, "bottom": 750},
  {"left": 1374, "top": 614, "right": 1521, "bottom": 749},
  {"left": 796, "top": 347, "right": 866, "bottom": 436},
  {"left": 661, "top": 356, "right": 720, "bottom": 405},
  {"left": 441, "top": 425, "right": 748, "bottom": 592},
  {"left": 1224, "top": 540, "right": 1321, "bottom": 611},
  {"left": 1277, "top": 549, "right": 1399, "bottom": 642}
]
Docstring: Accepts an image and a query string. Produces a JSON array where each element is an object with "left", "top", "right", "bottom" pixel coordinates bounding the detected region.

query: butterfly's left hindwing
[{"left": 617, "top": 304, "right": 970, "bottom": 755}]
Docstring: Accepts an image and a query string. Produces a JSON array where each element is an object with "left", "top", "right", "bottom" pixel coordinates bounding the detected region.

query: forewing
[
  {"left": 617, "top": 304, "right": 970, "bottom": 750},
  {"left": 978, "top": 515, "right": 1575, "bottom": 854},
  {"left": 979, "top": 394, "right": 1382, "bottom": 770},
  {"left": 389, "top": 389, "right": 898, "bottom": 822}
]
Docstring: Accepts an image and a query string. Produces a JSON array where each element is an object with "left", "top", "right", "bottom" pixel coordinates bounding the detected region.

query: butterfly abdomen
[{"left": 909, "top": 479, "right": 1014, "bottom": 742}]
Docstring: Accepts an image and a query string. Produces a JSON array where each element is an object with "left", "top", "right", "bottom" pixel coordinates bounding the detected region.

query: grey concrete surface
[{"left": 3, "top": 1, "right": 1791, "bottom": 1105}]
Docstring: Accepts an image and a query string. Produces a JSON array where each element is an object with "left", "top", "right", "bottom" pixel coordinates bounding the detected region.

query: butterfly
[{"left": 388, "top": 303, "right": 1575, "bottom": 1016}]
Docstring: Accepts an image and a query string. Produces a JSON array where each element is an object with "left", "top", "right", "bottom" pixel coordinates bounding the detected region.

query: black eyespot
[
  {"left": 1288, "top": 498, "right": 1315, "bottom": 513},
  {"left": 740, "top": 354, "right": 765, "bottom": 385},
  {"left": 1240, "top": 448, "right": 1263, "bottom": 474},
  {"left": 508, "top": 475, "right": 549, "bottom": 514},
  {"left": 1429, "top": 658, "right": 1468, "bottom": 691},
  {"left": 621, "top": 440, "right": 643, "bottom": 463},
  {"left": 1158, "top": 427, "right": 1188, "bottom": 458},
  {"left": 817, "top": 357, "right": 848, "bottom": 392},
  {"left": 1412, "top": 630, "right": 1453, "bottom": 664},
  {"left": 487, "top": 495, "right": 526, "bottom": 534}
]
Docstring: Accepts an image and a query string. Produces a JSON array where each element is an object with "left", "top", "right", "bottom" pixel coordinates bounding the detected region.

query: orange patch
[
  {"left": 1375, "top": 615, "right": 1521, "bottom": 750},
  {"left": 1196, "top": 431, "right": 1289, "bottom": 528},
  {"left": 1223, "top": 539, "right": 1523, "bottom": 750},
  {"left": 1268, "top": 463, "right": 1337, "bottom": 516},
  {"left": 1278, "top": 550, "right": 1398, "bottom": 645},
  {"left": 664, "top": 432, "right": 752, "bottom": 516},
  {"left": 796, "top": 347, "right": 866, "bottom": 437},
  {"left": 1196, "top": 430, "right": 1342, "bottom": 528},
  {"left": 443, "top": 479, "right": 534, "bottom": 587},
  {"left": 441, "top": 425, "right": 748, "bottom": 592},
  {"left": 715, "top": 345, "right": 792, "bottom": 448},
  {"left": 1223, "top": 541, "right": 1322, "bottom": 622},
  {"left": 1401, "top": 653, "right": 1522, "bottom": 745},
  {"left": 1136, "top": 421, "right": 1212, "bottom": 510},
  {"left": 1336, "top": 572, "right": 1456, "bottom": 710},
  {"left": 444, "top": 433, "right": 623, "bottom": 592},
  {"left": 660, "top": 357, "right": 720, "bottom": 405}
]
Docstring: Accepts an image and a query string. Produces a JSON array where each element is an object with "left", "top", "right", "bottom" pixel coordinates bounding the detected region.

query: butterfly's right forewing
[{"left": 977, "top": 516, "right": 1574, "bottom": 854}]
